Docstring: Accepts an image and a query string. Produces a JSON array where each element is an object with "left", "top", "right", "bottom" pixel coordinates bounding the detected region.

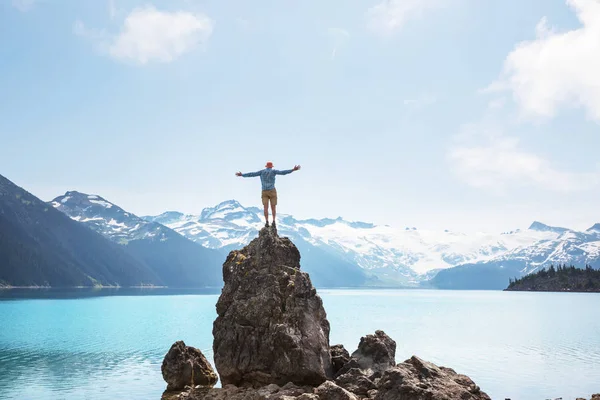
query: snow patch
[{"left": 89, "top": 199, "right": 113, "bottom": 208}]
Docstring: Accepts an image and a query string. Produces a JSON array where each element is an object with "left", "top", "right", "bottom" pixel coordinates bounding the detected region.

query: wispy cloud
[
  {"left": 448, "top": 121, "right": 600, "bottom": 193},
  {"left": 366, "top": 0, "right": 442, "bottom": 36},
  {"left": 75, "top": 5, "right": 214, "bottom": 65},
  {"left": 486, "top": 0, "right": 600, "bottom": 122},
  {"left": 12, "top": 0, "right": 35, "bottom": 12},
  {"left": 327, "top": 28, "right": 350, "bottom": 60}
]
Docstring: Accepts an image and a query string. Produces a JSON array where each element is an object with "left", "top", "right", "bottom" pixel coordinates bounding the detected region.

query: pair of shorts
[{"left": 261, "top": 189, "right": 277, "bottom": 206}]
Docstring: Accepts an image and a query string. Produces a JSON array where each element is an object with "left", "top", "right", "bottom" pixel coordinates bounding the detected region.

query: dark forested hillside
[
  {"left": 51, "top": 191, "right": 225, "bottom": 288},
  {"left": 505, "top": 264, "right": 600, "bottom": 292},
  {"left": 0, "top": 174, "right": 161, "bottom": 287}
]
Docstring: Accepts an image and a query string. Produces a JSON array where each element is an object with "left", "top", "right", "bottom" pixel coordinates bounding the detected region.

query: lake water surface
[{"left": 1, "top": 289, "right": 599, "bottom": 400}]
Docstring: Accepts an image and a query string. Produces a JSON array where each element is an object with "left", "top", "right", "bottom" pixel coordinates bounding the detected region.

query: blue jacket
[{"left": 242, "top": 168, "right": 293, "bottom": 191}]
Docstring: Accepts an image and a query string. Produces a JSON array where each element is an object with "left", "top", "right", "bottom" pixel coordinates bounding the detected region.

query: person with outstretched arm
[{"left": 236, "top": 161, "right": 301, "bottom": 228}]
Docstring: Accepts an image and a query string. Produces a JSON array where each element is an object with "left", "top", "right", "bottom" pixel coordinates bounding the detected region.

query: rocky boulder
[
  {"left": 351, "top": 330, "right": 396, "bottom": 376},
  {"left": 212, "top": 227, "right": 333, "bottom": 387},
  {"left": 315, "top": 381, "right": 358, "bottom": 400},
  {"left": 375, "top": 356, "right": 491, "bottom": 400},
  {"left": 334, "top": 367, "right": 376, "bottom": 397},
  {"left": 162, "top": 341, "right": 218, "bottom": 391},
  {"left": 329, "top": 345, "right": 350, "bottom": 377}
]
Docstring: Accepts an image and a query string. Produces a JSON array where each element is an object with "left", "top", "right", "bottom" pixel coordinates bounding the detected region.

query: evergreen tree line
[{"left": 507, "top": 264, "right": 600, "bottom": 291}]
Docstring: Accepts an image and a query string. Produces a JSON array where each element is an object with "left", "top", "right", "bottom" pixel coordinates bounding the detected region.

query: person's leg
[
  {"left": 261, "top": 191, "right": 269, "bottom": 226},
  {"left": 263, "top": 204, "right": 269, "bottom": 225},
  {"left": 271, "top": 190, "right": 277, "bottom": 227}
]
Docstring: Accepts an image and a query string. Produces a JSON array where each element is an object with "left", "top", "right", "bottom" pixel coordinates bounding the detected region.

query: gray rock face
[
  {"left": 329, "top": 345, "right": 350, "bottom": 377},
  {"left": 163, "top": 382, "right": 314, "bottom": 400},
  {"left": 315, "top": 381, "right": 358, "bottom": 400},
  {"left": 351, "top": 330, "right": 396, "bottom": 376},
  {"left": 213, "top": 227, "right": 333, "bottom": 387},
  {"left": 334, "top": 368, "right": 376, "bottom": 397},
  {"left": 162, "top": 341, "right": 218, "bottom": 391},
  {"left": 374, "top": 356, "right": 491, "bottom": 400}
]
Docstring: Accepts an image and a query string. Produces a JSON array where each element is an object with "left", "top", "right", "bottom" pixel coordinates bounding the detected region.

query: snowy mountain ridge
[
  {"left": 52, "top": 191, "right": 170, "bottom": 243},
  {"left": 143, "top": 200, "right": 600, "bottom": 285},
  {"left": 50, "top": 193, "right": 600, "bottom": 287}
]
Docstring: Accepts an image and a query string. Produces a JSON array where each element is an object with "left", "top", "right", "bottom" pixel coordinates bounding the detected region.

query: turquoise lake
[{"left": 1, "top": 289, "right": 599, "bottom": 400}]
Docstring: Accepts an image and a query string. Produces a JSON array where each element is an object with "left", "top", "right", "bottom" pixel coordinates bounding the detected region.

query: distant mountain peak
[
  {"left": 216, "top": 199, "right": 243, "bottom": 207},
  {"left": 528, "top": 221, "right": 567, "bottom": 233},
  {"left": 587, "top": 223, "right": 600, "bottom": 232},
  {"left": 200, "top": 199, "right": 251, "bottom": 221},
  {"left": 53, "top": 191, "right": 115, "bottom": 209}
]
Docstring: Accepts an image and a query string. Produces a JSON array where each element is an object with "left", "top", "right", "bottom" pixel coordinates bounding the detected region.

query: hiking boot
[
  {"left": 272, "top": 222, "right": 277, "bottom": 229},
  {"left": 265, "top": 222, "right": 270, "bottom": 228}
]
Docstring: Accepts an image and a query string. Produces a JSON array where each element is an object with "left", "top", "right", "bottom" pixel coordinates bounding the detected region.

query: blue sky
[{"left": 1, "top": 0, "right": 599, "bottom": 232}]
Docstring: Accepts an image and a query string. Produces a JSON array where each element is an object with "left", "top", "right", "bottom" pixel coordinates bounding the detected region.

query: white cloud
[
  {"left": 367, "top": 0, "right": 441, "bottom": 35},
  {"left": 12, "top": 0, "right": 35, "bottom": 12},
  {"left": 75, "top": 5, "right": 213, "bottom": 65},
  {"left": 448, "top": 124, "right": 600, "bottom": 193},
  {"left": 488, "top": 0, "right": 600, "bottom": 122}
]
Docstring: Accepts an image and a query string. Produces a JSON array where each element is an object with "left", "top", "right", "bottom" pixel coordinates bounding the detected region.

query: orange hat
[{"left": 265, "top": 161, "right": 274, "bottom": 168}]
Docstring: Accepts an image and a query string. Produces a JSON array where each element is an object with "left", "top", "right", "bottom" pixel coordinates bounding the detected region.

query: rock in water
[
  {"left": 213, "top": 227, "right": 333, "bottom": 387},
  {"left": 162, "top": 341, "right": 218, "bottom": 391}
]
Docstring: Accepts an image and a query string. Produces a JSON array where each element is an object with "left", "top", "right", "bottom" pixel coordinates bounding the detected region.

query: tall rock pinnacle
[{"left": 212, "top": 227, "right": 333, "bottom": 387}]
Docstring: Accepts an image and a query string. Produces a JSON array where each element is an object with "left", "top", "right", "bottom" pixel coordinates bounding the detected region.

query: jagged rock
[
  {"left": 315, "top": 381, "right": 359, "bottom": 400},
  {"left": 170, "top": 383, "right": 314, "bottom": 400},
  {"left": 351, "top": 330, "right": 396, "bottom": 376},
  {"left": 592, "top": 395, "right": 600, "bottom": 400},
  {"left": 296, "top": 395, "right": 320, "bottom": 400},
  {"left": 334, "top": 367, "right": 376, "bottom": 396},
  {"left": 161, "top": 341, "right": 218, "bottom": 391},
  {"left": 330, "top": 345, "right": 350, "bottom": 376},
  {"left": 213, "top": 227, "right": 333, "bottom": 387},
  {"left": 333, "top": 358, "right": 361, "bottom": 380},
  {"left": 374, "top": 356, "right": 491, "bottom": 400}
]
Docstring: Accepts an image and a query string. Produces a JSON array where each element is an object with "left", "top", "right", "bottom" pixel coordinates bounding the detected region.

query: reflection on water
[{"left": 1, "top": 289, "right": 599, "bottom": 400}]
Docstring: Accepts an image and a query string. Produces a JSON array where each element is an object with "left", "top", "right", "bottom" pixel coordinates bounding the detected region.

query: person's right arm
[{"left": 236, "top": 170, "right": 262, "bottom": 177}]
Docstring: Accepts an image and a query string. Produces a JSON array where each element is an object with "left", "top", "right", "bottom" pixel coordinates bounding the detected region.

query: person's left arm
[{"left": 274, "top": 165, "right": 301, "bottom": 175}]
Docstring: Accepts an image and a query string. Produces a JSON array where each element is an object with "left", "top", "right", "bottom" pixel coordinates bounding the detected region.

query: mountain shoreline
[{"left": 2, "top": 173, "right": 600, "bottom": 290}]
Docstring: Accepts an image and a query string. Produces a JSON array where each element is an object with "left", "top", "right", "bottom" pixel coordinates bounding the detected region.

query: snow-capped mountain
[
  {"left": 51, "top": 192, "right": 224, "bottom": 288},
  {"left": 144, "top": 200, "right": 600, "bottom": 288},
  {"left": 51, "top": 193, "right": 600, "bottom": 289},
  {"left": 52, "top": 192, "right": 170, "bottom": 243}
]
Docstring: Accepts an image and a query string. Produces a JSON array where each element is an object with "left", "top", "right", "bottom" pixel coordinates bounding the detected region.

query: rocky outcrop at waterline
[
  {"left": 161, "top": 227, "right": 492, "bottom": 400},
  {"left": 162, "top": 341, "right": 218, "bottom": 391}
]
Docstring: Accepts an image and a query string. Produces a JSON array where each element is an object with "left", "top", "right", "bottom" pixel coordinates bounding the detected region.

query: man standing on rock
[{"left": 236, "top": 161, "right": 301, "bottom": 228}]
